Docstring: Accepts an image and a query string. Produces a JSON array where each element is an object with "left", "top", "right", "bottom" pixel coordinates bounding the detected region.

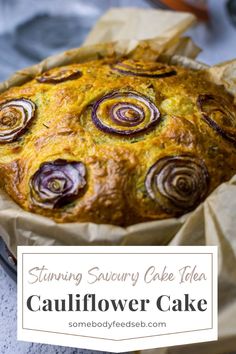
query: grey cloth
[{"left": 0, "top": 0, "right": 149, "bottom": 81}]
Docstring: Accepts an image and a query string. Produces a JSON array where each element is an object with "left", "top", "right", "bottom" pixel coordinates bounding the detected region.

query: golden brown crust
[{"left": 0, "top": 58, "right": 235, "bottom": 226}]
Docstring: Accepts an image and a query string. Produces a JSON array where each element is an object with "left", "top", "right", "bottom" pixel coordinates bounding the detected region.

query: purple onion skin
[
  {"left": 197, "top": 94, "right": 236, "bottom": 144},
  {"left": 145, "top": 155, "right": 210, "bottom": 214},
  {"left": 0, "top": 98, "right": 36, "bottom": 142},
  {"left": 30, "top": 159, "right": 86, "bottom": 209},
  {"left": 112, "top": 62, "right": 177, "bottom": 78},
  {"left": 92, "top": 90, "right": 161, "bottom": 136},
  {"left": 36, "top": 68, "right": 82, "bottom": 83},
  {"left": 110, "top": 102, "right": 145, "bottom": 127},
  {"left": 112, "top": 67, "right": 177, "bottom": 78}
]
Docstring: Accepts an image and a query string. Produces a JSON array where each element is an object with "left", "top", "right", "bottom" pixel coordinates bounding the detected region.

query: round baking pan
[{"left": 0, "top": 237, "right": 17, "bottom": 281}]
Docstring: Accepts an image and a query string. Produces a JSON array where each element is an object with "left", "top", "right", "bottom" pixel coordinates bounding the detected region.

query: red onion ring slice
[
  {"left": 0, "top": 99, "right": 36, "bottom": 142},
  {"left": 37, "top": 67, "right": 82, "bottom": 83},
  {"left": 197, "top": 94, "right": 236, "bottom": 144},
  {"left": 92, "top": 90, "right": 161, "bottom": 136},
  {"left": 145, "top": 155, "right": 210, "bottom": 214},
  {"left": 112, "top": 60, "right": 177, "bottom": 78},
  {"left": 30, "top": 159, "right": 87, "bottom": 209}
]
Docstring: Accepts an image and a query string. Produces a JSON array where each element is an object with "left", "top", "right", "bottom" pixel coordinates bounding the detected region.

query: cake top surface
[{"left": 0, "top": 58, "right": 235, "bottom": 225}]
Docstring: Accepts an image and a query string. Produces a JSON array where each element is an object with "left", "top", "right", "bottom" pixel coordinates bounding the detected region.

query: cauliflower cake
[{"left": 0, "top": 58, "right": 235, "bottom": 226}]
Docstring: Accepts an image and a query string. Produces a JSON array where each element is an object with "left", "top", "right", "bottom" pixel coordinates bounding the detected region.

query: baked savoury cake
[{"left": 0, "top": 59, "right": 235, "bottom": 226}]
